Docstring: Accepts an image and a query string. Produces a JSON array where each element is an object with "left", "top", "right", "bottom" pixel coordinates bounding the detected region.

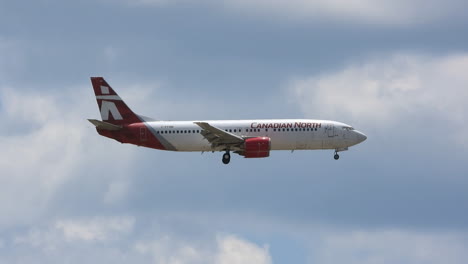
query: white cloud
[
  {"left": 135, "top": 234, "right": 271, "bottom": 264},
  {"left": 8, "top": 216, "right": 272, "bottom": 264},
  {"left": 310, "top": 229, "right": 468, "bottom": 264},
  {"left": 115, "top": 0, "right": 466, "bottom": 26},
  {"left": 215, "top": 235, "right": 272, "bottom": 264},
  {"left": 55, "top": 216, "right": 135, "bottom": 242},
  {"left": 289, "top": 53, "right": 468, "bottom": 146},
  {"left": 134, "top": 235, "right": 210, "bottom": 264},
  {"left": 0, "top": 85, "right": 138, "bottom": 227},
  {"left": 14, "top": 216, "right": 134, "bottom": 247}
]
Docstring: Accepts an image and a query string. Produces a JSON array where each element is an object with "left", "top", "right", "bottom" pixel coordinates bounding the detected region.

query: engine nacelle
[{"left": 243, "top": 137, "right": 271, "bottom": 158}]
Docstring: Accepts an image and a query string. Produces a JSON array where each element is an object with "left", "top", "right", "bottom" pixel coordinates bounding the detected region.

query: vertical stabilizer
[{"left": 90, "top": 77, "right": 141, "bottom": 125}]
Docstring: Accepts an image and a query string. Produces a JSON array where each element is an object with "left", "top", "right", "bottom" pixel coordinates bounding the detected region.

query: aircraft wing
[{"left": 194, "top": 122, "right": 244, "bottom": 150}]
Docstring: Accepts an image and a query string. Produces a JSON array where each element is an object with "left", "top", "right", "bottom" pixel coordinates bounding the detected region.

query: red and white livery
[{"left": 89, "top": 77, "right": 367, "bottom": 164}]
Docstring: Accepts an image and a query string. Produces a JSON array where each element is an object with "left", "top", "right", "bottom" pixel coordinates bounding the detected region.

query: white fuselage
[{"left": 145, "top": 119, "right": 366, "bottom": 152}]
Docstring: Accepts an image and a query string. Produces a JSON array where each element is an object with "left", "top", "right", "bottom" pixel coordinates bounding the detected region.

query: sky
[{"left": 1, "top": 0, "right": 468, "bottom": 263}]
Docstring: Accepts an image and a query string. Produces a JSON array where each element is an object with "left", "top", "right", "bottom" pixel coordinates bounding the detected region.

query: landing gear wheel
[
  {"left": 222, "top": 152, "right": 231, "bottom": 164},
  {"left": 334, "top": 153, "right": 340, "bottom": 160}
]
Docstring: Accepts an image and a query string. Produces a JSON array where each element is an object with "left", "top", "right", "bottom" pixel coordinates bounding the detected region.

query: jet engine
[{"left": 243, "top": 137, "right": 271, "bottom": 158}]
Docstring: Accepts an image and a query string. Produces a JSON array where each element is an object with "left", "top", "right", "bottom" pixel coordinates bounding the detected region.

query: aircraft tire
[{"left": 222, "top": 152, "right": 231, "bottom": 164}]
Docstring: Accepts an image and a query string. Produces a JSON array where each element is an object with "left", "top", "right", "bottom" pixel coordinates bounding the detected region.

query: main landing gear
[
  {"left": 334, "top": 151, "right": 340, "bottom": 160},
  {"left": 222, "top": 151, "right": 231, "bottom": 164}
]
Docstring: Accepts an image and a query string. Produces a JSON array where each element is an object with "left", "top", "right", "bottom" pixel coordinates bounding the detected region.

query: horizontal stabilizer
[{"left": 88, "top": 119, "right": 122, "bottom": 131}]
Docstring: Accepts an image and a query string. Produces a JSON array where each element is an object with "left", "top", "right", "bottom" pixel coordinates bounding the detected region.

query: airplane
[{"left": 88, "top": 77, "right": 367, "bottom": 164}]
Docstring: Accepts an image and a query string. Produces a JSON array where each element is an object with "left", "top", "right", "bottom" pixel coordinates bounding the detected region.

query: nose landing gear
[
  {"left": 222, "top": 151, "right": 231, "bottom": 164},
  {"left": 333, "top": 148, "right": 348, "bottom": 160}
]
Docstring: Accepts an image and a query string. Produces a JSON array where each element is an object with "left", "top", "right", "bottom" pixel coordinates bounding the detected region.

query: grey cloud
[{"left": 111, "top": 0, "right": 468, "bottom": 26}]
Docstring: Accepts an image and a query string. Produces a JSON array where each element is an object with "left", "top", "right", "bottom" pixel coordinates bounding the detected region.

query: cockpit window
[{"left": 343, "top": 126, "right": 355, "bottom": 131}]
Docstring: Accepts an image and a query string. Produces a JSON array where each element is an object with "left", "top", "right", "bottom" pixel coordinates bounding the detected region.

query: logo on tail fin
[
  {"left": 99, "top": 85, "right": 123, "bottom": 120},
  {"left": 100, "top": 85, "right": 109, "bottom": 94},
  {"left": 100, "top": 101, "right": 123, "bottom": 120}
]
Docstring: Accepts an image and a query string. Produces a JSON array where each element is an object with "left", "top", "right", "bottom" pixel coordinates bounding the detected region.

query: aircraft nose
[{"left": 355, "top": 130, "right": 367, "bottom": 143}]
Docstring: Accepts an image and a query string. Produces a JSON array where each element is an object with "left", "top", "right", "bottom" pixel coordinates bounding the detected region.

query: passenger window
[{"left": 266, "top": 129, "right": 268, "bottom": 132}]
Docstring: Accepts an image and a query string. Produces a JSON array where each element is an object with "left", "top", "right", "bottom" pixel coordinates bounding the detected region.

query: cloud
[
  {"left": 114, "top": 0, "right": 467, "bottom": 26},
  {"left": 6, "top": 213, "right": 272, "bottom": 264},
  {"left": 310, "top": 229, "right": 468, "bottom": 264},
  {"left": 14, "top": 216, "right": 135, "bottom": 249},
  {"left": 0, "top": 85, "right": 138, "bottom": 227},
  {"left": 55, "top": 216, "right": 135, "bottom": 242},
  {"left": 6, "top": 214, "right": 468, "bottom": 264},
  {"left": 215, "top": 235, "right": 272, "bottom": 264},
  {"left": 135, "top": 234, "right": 272, "bottom": 264},
  {"left": 289, "top": 53, "right": 468, "bottom": 146}
]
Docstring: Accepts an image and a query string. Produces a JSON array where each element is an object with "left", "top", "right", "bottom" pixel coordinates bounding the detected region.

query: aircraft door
[{"left": 322, "top": 124, "right": 336, "bottom": 149}]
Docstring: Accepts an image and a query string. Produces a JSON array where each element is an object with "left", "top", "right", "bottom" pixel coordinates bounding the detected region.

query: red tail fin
[{"left": 91, "top": 77, "right": 141, "bottom": 125}]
